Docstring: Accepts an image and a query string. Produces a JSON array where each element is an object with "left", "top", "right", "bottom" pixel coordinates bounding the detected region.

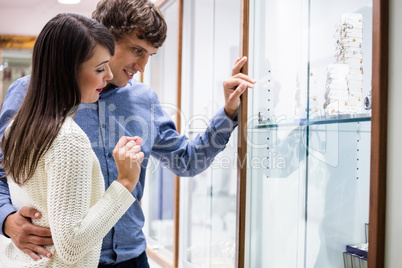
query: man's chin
[{"left": 110, "top": 78, "right": 129, "bottom": 88}]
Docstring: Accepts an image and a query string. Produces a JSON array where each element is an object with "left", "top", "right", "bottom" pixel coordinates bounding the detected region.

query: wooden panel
[
  {"left": 173, "top": 175, "right": 180, "bottom": 268},
  {"left": 0, "top": 35, "right": 36, "bottom": 49},
  {"left": 146, "top": 247, "right": 174, "bottom": 268},
  {"left": 235, "top": 0, "right": 250, "bottom": 268},
  {"left": 368, "top": 0, "right": 389, "bottom": 267},
  {"left": 174, "top": 0, "right": 183, "bottom": 267}
]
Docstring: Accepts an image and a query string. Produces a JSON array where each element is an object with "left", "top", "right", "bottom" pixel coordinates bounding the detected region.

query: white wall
[
  {"left": 0, "top": 0, "right": 99, "bottom": 36},
  {"left": 385, "top": 0, "right": 402, "bottom": 267}
]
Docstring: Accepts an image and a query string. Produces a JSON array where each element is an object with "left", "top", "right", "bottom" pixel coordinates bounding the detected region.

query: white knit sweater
[{"left": 0, "top": 117, "right": 135, "bottom": 268}]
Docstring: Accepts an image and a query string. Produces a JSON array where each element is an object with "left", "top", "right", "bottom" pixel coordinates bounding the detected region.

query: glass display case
[
  {"left": 246, "top": 0, "right": 373, "bottom": 267},
  {"left": 143, "top": 0, "right": 387, "bottom": 267}
]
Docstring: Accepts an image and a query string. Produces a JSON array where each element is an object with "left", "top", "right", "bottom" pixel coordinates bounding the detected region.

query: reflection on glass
[
  {"left": 247, "top": 0, "right": 372, "bottom": 267},
  {"left": 310, "top": 0, "right": 372, "bottom": 119},
  {"left": 1, "top": 49, "right": 32, "bottom": 104},
  {"left": 307, "top": 1, "right": 372, "bottom": 266},
  {"left": 248, "top": 0, "right": 307, "bottom": 267},
  {"left": 180, "top": 0, "right": 240, "bottom": 267},
  {"left": 149, "top": 166, "right": 175, "bottom": 251},
  {"left": 306, "top": 122, "right": 371, "bottom": 267},
  {"left": 145, "top": 0, "right": 179, "bottom": 256}
]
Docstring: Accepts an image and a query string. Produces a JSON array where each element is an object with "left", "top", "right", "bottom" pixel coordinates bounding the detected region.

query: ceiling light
[{"left": 58, "top": 0, "right": 81, "bottom": 4}]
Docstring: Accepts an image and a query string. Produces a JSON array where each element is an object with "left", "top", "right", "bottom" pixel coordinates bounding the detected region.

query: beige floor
[{"left": 148, "top": 258, "right": 162, "bottom": 268}]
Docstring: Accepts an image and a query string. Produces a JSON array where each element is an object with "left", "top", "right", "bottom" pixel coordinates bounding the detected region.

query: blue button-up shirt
[{"left": 0, "top": 76, "right": 237, "bottom": 265}]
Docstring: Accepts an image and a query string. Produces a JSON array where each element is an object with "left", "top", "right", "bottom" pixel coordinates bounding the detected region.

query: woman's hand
[{"left": 113, "top": 136, "right": 144, "bottom": 192}]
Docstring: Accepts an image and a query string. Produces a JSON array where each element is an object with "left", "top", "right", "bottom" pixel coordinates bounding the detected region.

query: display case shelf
[{"left": 255, "top": 114, "right": 372, "bottom": 129}]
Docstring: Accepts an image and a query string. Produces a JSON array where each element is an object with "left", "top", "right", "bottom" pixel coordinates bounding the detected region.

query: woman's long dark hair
[{"left": 1, "top": 13, "right": 114, "bottom": 185}]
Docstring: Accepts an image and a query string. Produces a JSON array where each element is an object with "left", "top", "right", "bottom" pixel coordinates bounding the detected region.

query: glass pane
[
  {"left": 306, "top": 121, "right": 371, "bottom": 267},
  {"left": 306, "top": 0, "right": 372, "bottom": 267},
  {"left": 309, "top": 0, "right": 372, "bottom": 119},
  {"left": 250, "top": 0, "right": 309, "bottom": 122},
  {"left": 210, "top": 0, "right": 240, "bottom": 266},
  {"left": 248, "top": 125, "right": 307, "bottom": 268},
  {"left": 180, "top": 0, "right": 240, "bottom": 267},
  {"left": 144, "top": 0, "right": 179, "bottom": 257},
  {"left": 181, "top": 0, "right": 215, "bottom": 265},
  {"left": 247, "top": 0, "right": 308, "bottom": 267}
]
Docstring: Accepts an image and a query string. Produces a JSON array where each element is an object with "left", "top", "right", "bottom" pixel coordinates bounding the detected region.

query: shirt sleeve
[
  {"left": 150, "top": 91, "right": 238, "bottom": 177},
  {"left": 0, "top": 77, "right": 29, "bottom": 237},
  {"left": 45, "top": 131, "right": 135, "bottom": 264}
]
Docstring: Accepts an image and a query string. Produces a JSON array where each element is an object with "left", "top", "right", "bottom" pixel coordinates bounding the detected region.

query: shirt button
[
  {"left": 108, "top": 153, "right": 112, "bottom": 158},
  {"left": 102, "top": 124, "right": 106, "bottom": 128}
]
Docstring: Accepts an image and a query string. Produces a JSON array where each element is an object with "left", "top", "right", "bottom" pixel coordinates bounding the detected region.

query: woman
[{"left": 0, "top": 13, "right": 143, "bottom": 267}]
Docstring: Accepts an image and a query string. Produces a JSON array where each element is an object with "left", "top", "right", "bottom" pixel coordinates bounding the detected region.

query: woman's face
[{"left": 77, "top": 44, "right": 113, "bottom": 103}]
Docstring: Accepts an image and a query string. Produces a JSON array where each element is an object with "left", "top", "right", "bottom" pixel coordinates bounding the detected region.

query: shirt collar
[{"left": 99, "top": 79, "right": 135, "bottom": 99}]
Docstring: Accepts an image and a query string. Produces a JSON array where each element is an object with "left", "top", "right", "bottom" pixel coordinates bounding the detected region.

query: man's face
[{"left": 108, "top": 31, "right": 158, "bottom": 87}]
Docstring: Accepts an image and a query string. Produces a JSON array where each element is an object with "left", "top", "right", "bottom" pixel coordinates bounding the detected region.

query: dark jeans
[{"left": 98, "top": 251, "right": 150, "bottom": 268}]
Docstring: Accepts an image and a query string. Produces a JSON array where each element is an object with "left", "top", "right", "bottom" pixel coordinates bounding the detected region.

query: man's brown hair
[{"left": 92, "top": 0, "right": 167, "bottom": 48}]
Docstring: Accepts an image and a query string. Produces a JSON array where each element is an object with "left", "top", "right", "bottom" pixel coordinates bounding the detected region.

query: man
[{"left": 0, "top": 0, "right": 255, "bottom": 266}]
